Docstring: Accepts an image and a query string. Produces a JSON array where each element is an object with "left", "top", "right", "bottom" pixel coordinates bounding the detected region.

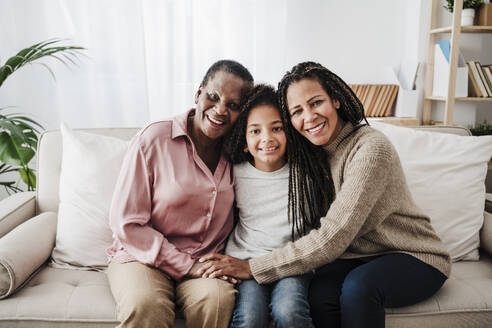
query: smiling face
[
  {"left": 245, "top": 104, "right": 287, "bottom": 172},
  {"left": 193, "top": 70, "right": 246, "bottom": 143},
  {"left": 286, "top": 78, "right": 343, "bottom": 147}
]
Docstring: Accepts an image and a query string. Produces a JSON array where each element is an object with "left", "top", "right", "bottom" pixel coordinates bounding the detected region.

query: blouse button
[
  {"left": 212, "top": 190, "right": 217, "bottom": 195},
  {"left": 207, "top": 212, "right": 212, "bottom": 218}
]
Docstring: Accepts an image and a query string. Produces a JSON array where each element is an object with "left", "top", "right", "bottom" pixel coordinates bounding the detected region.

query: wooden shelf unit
[
  {"left": 423, "top": 0, "right": 492, "bottom": 125},
  {"left": 430, "top": 25, "right": 492, "bottom": 34},
  {"left": 367, "top": 117, "right": 419, "bottom": 127},
  {"left": 426, "top": 96, "right": 492, "bottom": 102}
]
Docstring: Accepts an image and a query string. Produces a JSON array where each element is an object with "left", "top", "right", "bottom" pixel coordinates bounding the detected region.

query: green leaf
[
  {"left": 11, "top": 135, "right": 35, "bottom": 164},
  {"left": 0, "top": 131, "right": 22, "bottom": 166},
  {"left": 20, "top": 130, "right": 38, "bottom": 149},
  {"left": 8, "top": 116, "right": 43, "bottom": 132},
  {"left": 0, "top": 118, "right": 28, "bottom": 142},
  {"left": 0, "top": 181, "right": 23, "bottom": 194},
  {"left": 0, "top": 162, "right": 17, "bottom": 174},
  {"left": 0, "top": 130, "right": 35, "bottom": 166},
  {"left": 0, "top": 38, "right": 86, "bottom": 87},
  {"left": 19, "top": 167, "right": 36, "bottom": 189},
  {"left": 35, "top": 62, "right": 57, "bottom": 81}
]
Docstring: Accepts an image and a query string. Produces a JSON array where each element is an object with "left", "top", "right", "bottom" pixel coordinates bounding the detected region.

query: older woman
[
  {"left": 198, "top": 61, "right": 450, "bottom": 328},
  {"left": 106, "top": 60, "right": 253, "bottom": 328}
]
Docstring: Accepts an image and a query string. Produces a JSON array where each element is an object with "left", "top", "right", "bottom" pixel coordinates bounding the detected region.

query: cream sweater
[
  {"left": 226, "top": 162, "right": 292, "bottom": 260},
  {"left": 250, "top": 123, "right": 451, "bottom": 284}
]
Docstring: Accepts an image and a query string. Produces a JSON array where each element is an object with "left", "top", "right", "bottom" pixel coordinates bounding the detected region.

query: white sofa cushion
[
  {"left": 0, "top": 212, "right": 57, "bottom": 299},
  {"left": 371, "top": 122, "right": 492, "bottom": 261},
  {"left": 50, "top": 124, "right": 128, "bottom": 270}
]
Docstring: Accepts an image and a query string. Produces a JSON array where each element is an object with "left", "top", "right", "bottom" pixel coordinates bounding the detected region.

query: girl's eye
[
  {"left": 249, "top": 129, "right": 260, "bottom": 135},
  {"left": 312, "top": 100, "right": 322, "bottom": 107},
  {"left": 273, "top": 126, "right": 283, "bottom": 132}
]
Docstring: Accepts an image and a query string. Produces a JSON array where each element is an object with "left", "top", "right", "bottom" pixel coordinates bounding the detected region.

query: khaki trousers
[{"left": 106, "top": 261, "right": 237, "bottom": 328}]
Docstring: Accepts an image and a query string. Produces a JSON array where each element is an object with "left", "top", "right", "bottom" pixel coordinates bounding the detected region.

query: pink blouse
[{"left": 107, "top": 110, "right": 235, "bottom": 281}]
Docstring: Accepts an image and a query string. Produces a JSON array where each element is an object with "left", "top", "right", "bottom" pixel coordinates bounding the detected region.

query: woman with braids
[
  {"left": 223, "top": 84, "right": 315, "bottom": 328},
  {"left": 106, "top": 59, "right": 253, "bottom": 328},
  {"left": 198, "top": 61, "right": 451, "bottom": 328}
]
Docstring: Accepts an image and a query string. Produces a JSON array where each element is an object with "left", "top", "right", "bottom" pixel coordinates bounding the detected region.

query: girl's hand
[
  {"left": 219, "top": 275, "right": 242, "bottom": 285},
  {"left": 197, "top": 253, "right": 253, "bottom": 280}
]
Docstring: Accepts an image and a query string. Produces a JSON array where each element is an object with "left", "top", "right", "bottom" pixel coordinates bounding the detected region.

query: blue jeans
[
  {"left": 230, "top": 275, "right": 314, "bottom": 328},
  {"left": 309, "top": 253, "right": 447, "bottom": 328}
]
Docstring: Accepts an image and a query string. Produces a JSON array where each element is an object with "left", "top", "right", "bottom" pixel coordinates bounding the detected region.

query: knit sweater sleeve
[{"left": 249, "top": 136, "right": 394, "bottom": 284}]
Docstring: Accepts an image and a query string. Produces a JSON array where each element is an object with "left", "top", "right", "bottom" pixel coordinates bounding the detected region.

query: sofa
[{"left": 0, "top": 125, "right": 491, "bottom": 328}]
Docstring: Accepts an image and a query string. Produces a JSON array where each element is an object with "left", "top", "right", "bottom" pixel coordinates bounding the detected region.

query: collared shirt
[{"left": 107, "top": 109, "right": 235, "bottom": 281}]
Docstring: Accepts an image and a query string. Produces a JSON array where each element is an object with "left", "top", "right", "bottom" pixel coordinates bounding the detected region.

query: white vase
[{"left": 461, "top": 8, "right": 475, "bottom": 26}]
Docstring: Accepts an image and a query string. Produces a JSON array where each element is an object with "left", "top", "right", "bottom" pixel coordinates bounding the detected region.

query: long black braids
[{"left": 277, "top": 61, "right": 369, "bottom": 239}]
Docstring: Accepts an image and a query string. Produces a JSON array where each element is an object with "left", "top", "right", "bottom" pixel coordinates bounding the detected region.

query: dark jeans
[
  {"left": 309, "top": 253, "right": 447, "bottom": 328},
  {"left": 230, "top": 275, "right": 314, "bottom": 328}
]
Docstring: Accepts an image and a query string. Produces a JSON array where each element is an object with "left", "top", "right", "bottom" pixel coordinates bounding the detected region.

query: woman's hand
[
  {"left": 197, "top": 253, "right": 253, "bottom": 280},
  {"left": 186, "top": 261, "right": 241, "bottom": 284}
]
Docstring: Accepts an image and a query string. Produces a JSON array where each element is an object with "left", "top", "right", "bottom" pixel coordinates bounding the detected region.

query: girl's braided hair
[{"left": 276, "top": 61, "right": 369, "bottom": 237}]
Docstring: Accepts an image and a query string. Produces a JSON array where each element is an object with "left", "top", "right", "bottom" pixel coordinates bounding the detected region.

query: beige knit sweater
[{"left": 249, "top": 123, "right": 451, "bottom": 284}]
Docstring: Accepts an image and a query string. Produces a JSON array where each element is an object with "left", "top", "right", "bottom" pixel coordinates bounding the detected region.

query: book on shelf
[
  {"left": 386, "top": 85, "right": 399, "bottom": 117},
  {"left": 373, "top": 85, "right": 388, "bottom": 117},
  {"left": 475, "top": 61, "right": 492, "bottom": 97},
  {"left": 467, "top": 61, "right": 489, "bottom": 97},
  {"left": 359, "top": 85, "right": 368, "bottom": 105},
  {"left": 467, "top": 62, "right": 483, "bottom": 97},
  {"left": 364, "top": 85, "right": 377, "bottom": 117},
  {"left": 348, "top": 84, "right": 399, "bottom": 117},
  {"left": 482, "top": 64, "right": 492, "bottom": 94}
]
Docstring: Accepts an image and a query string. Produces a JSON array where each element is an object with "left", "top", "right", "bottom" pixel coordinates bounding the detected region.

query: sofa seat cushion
[
  {"left": 0, "top": 265, "right": 187, "bottom": 328},
  {"left": 1, "top": 257, "right": 491, "bottom": 327},
  {"left": 0, "top": 265, "right": 117, "bottom": 327},
  {"left": 386, "top": 253, "right": 492, "bottom": 327}
]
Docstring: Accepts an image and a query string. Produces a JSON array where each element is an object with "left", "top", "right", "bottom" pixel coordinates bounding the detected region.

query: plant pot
[{"left": 462, "top": 8, "right": 475, "bottom": 26}]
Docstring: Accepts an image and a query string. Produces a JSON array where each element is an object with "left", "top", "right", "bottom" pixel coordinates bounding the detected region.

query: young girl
[
  {"left": 222, "top": 84, "right": 322, "bottom": 328},
  {"left": 199, "top": 63, "right": 451, "bottom": 328}
]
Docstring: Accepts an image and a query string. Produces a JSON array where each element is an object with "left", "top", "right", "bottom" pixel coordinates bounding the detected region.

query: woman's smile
[{"left": 305, "top": 121, "right": 326, "bottom": 135}]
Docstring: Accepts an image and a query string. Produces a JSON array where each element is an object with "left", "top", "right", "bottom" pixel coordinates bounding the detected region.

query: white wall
[{"left": 283, "top": 0, "right": 417, "bottom": 84}]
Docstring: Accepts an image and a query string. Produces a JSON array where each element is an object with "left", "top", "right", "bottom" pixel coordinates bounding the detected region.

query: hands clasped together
[{"left": 187, "top": 253, "right": 253, "bottom": 284}]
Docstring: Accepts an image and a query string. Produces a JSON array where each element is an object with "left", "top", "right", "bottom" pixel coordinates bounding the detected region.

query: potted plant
[
  {"left": 469, "top": 120, "right": 492, "bottom": 136},
  {"left": 0, "top": 39, "right": 84, "bottom": 194},
  {"left": 444, "top": 0, "right": 484, "bottom": 26}
]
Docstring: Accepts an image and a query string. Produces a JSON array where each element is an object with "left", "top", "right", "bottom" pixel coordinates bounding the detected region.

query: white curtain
[
  {"left": 0, "top": 0, "right": 422, "bottom": 199},
  {"left": 0, "top": 0, "right": 287, "bottom": 129},
  {"left": 0, "top": 0, "right": 420, "bottom": 130}
]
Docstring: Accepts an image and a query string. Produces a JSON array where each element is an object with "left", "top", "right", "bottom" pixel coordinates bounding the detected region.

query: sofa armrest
[
  {"left": 0, "top": 191, "right": 36, "bottom": 238},
  {"left": 0, "top": 211, "right": 57, "bottom": 299},
  {"left": 481, "top": 193, "right": 492, "bottom": 256}
]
